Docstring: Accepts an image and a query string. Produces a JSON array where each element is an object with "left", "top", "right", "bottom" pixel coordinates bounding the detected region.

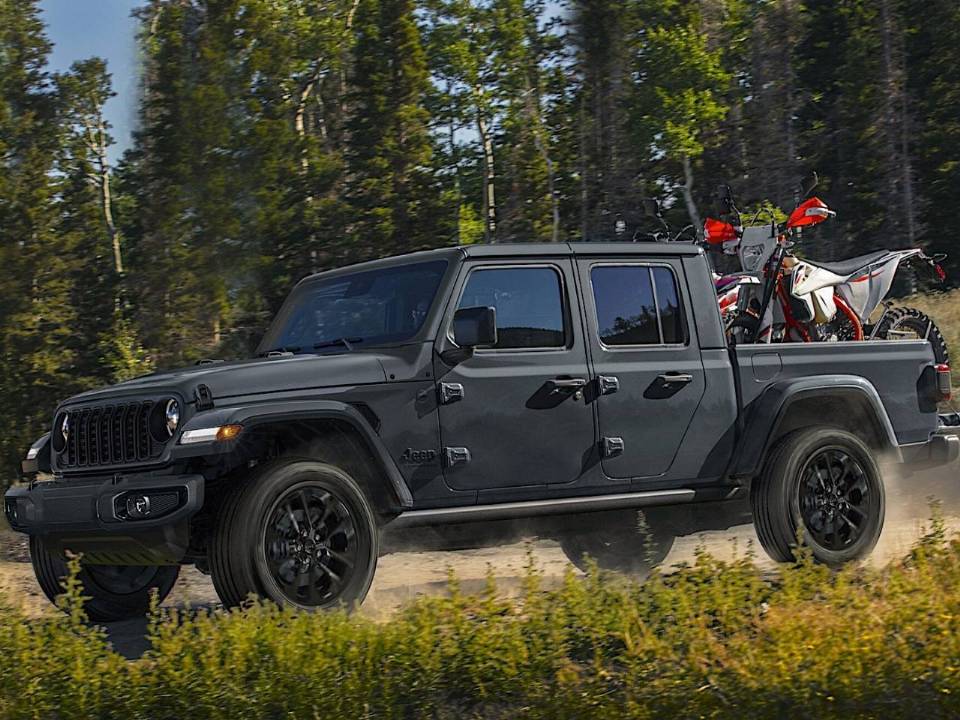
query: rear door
[
  {"left": 578, "top": 259, "right": 706, "bottom": 479},
  {"left": 436, "top": 259, "right": 595, "bottom": 492}
]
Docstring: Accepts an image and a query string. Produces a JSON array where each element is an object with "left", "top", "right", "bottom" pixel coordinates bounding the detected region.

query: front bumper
[{"left": 4, "top": 473, "right": 203, "bottom": 565}]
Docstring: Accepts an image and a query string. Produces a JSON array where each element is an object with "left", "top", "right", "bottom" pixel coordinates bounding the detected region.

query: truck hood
[{"left": 64, "top": 353, "right": 389, "bottom": 407}]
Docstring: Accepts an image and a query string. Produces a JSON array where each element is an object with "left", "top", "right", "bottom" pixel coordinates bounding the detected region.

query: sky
[{"left": 39, "top": 0, "right": 141, "bottom": 163}]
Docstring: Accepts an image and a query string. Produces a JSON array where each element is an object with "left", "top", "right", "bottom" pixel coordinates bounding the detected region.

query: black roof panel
[{"left": 297, "top": 241, "right": 702, "bottom": 285}]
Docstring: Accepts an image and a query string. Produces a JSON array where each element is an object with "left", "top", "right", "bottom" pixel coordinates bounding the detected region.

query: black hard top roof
[{"left": 297, "top": 242, "right": 703, "bottom": 286}]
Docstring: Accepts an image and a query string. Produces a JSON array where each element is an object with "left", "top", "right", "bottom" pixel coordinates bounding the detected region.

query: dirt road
[{"left": 0, "top": 464, "right": 956, "bottom": 658}]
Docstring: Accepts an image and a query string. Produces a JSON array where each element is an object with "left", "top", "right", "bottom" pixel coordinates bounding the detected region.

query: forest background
[{"left": 2, "top": 0, "right": 957, "bottom": 474}]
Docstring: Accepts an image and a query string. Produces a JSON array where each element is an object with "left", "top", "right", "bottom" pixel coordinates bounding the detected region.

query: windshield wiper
[
  {"left": 259, "top": 345, "right": 301, "bottom": 357},
  {"left": 313, "top": 337, "right": 364, "bottom": 351}
]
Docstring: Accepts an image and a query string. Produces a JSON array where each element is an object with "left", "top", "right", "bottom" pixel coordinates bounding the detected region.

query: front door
[
  {"left": 436, "top": 259, "right": 595, "bottom": 492},
  {"left": 578, "top": 259, "right": 706, "bottom": 479}
]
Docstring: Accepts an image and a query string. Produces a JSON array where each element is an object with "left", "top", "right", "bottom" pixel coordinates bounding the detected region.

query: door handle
[
  {"left": 657, "top": 372, "right": 694, "bottom": 385},
  {"left": 547, "top": 377, "right": 587, "bottom": 392}
]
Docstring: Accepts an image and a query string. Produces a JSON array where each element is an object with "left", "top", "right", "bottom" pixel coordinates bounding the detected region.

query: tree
[
  {"left": 0, "top": 0, "right": 79, "bottom": 471},
  {"left": 347, "top": 0, "right": 450, "bottom": 254},
  {"left": 632, "top": 2, "right": 731, "bottom": 231},
  {"left": 569, "top": 0, "right": 641, "bottom": 241}
]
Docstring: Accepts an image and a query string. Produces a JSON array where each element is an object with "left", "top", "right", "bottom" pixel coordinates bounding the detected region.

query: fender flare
[
  {"left": 21, "top": 433, "right": 52, "bottom": 476},
  {"left": 731, "top": 375, "right": 901, "bottom": 478},
  {"left": 173, "top": 400, "right": 413, "bottom": 510}
]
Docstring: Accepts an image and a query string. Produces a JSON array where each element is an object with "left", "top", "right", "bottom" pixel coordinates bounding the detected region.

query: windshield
[{"left": 259, "top": 260, "right": 448, "bottom": 354}]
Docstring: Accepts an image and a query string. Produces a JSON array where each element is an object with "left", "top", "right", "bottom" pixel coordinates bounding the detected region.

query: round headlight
[
  {"left": 165, "top": 399, "right": 180, "bottom": 436},
  {"left": 52, "top": 412, "right": 69, "bottom": 453}
]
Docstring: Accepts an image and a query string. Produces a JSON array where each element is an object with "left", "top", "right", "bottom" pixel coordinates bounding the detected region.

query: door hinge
[
  {"left": 601, "top": 437, "right": 625, "bottom": 458},
  {"left": 597, "top": 375, "right": 620, "bottom": 395},
  {"left": 439, "top": 382, "right": 465, "bottom": 405},
  {"left": 444, "top": 446, "right": 472, "bottom": 467}
]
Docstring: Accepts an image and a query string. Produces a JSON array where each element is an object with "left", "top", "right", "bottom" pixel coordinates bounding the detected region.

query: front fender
[
  {"left": 172, "top": 400, "right": 413, "bottom": 509},
  {"left": 21, "top": 433, "right": 51, "bottom": 477},
  {"left": 731, "top": 375, "right": 900, "bottom": 478}
]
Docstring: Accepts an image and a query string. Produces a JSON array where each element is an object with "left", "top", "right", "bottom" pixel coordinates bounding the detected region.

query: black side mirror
[
  {"left": 641, "top": 198, "right": 661, "bottom": 218},
  {"left": 453, "top": 306, "right": 497, "bottom": 348},
  {"left": 800, "top": 171, "right": 819, "bottom": 197}
]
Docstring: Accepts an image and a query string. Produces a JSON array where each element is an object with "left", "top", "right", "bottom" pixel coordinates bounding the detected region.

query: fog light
[{"left": 126, "top": 494, "right": 151, "bottom": 519}]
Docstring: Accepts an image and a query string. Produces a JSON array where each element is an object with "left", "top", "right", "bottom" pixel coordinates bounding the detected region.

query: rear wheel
[
  {"left": 874, "top": 306, "right": 949, "bottom": 365},
  {"left": 752, "top": 427, "right": 885, "bottom": 566},
  {"left": 209, "top": 458, "right": 378, "bottom": 611},
  {"left": 30, "top": 536, "right": 179, "bottom": 621},
  {"left": 559, "top": 510, "right": 676, "bottom": 578}
]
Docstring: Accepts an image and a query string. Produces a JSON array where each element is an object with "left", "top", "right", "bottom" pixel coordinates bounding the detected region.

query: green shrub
[{"left": 1, "top": 530, "right": 960, "bottom": 719}]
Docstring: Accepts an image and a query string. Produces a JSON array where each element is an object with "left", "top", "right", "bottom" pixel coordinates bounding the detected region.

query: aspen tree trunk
[
  {"left": 681, "top": 155, "right": 702, "bottom": 231},
  {"left": 475, "top": 90, "right": 497, "bottom": 243},
  {"left": 523, "top": 84, "right": 559, "bottom": 242},
  {"left": 94, "top": 122, "right": 123, "bottom": 276}
]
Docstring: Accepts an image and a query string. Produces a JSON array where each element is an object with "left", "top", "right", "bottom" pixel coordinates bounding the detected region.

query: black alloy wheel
[
  {"left": 209, "top": 458, "right": 378, "bottom": 611},
  {"left": 752, "top": 427, "right": 885, "bottom": 566},
  {"left": 795, "top": 448, "right": 875, "bottom": 552},
  {"left": 261, "top": 483, "right": 361, "bottom": 608}
]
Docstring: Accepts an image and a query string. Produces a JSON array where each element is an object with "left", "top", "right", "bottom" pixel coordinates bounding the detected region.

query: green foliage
[
  {"left": 1, "top": 532, "right": 960, "bottom": 717},
  {"left": 4, "top": 0, "right": 960, "bottom": 476}
]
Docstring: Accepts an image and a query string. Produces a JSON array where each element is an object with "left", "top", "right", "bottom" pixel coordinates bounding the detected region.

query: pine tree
[
  {"left": 491, "top": 0, "right": 562, "bottom": 243},
  {"left": 569, "top": 0, "right": 642, "bottom": 241},
  {"left": 0, "top": 0, "right": 79, "bottom": 472},
  {"left": 902, "top": 0, "right": 960, "bottom": 278},
  {"left": 347, "top": 0, "right": 450, "bottom": 255}
]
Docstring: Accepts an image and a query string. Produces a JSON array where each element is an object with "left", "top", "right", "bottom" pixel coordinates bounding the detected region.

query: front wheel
[
  {"left": 209, "top": 458, "right": 379, "bottom": 611},
  {"left": 30, "top": 536, "right": 180, "bottom": 621},
  {"left": 752, "top": 427, "right": 885, "bottom": 566}
]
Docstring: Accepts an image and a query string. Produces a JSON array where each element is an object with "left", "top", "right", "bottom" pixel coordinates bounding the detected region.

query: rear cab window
[{"left": 590, "top": 265, "right": 688, "bottom": 347}]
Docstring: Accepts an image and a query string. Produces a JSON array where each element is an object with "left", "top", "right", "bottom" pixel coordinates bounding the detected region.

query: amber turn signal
[{"left": 216, "top": 424, "right": 243, "bottom": 441}]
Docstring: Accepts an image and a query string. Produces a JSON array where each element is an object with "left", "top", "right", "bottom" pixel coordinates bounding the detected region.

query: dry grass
[{"left": 890, "top": 288, "right": 960, "bottom": 361}]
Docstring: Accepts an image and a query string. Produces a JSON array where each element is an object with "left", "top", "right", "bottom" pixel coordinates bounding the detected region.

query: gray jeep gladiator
[{"left": 7, "top": 242, "right": 959, "bottom": 619}]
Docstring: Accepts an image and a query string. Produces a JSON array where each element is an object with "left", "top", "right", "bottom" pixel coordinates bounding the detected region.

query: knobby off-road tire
[
  {"left": 874, "top": 306, "right": 950, "bottom": 366},
  {"left": 209, "top": 458, "right": 378, "bottom": 611},
  {"left": 30, "top": 536, "right": 179, "bottom": 622},
  {"left": 752, "top": 427, "right": 885, "bottom": 566},
  {"left": 560, "top": 510, "right": 677, "bottom": 579}
]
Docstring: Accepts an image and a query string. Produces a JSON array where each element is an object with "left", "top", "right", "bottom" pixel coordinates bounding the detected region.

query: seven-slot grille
[{"left": 59, "top": 401, "right": 165, "bottom": 469}]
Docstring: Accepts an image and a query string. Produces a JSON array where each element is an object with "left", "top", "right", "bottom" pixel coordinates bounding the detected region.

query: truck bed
[{"left": 734, "top": 339, "right": 937, "bottom": 446}]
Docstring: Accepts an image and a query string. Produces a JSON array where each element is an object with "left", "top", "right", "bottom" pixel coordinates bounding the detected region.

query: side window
[
  {"left": 457, "top": 267, "right": 566, "bottom": 349},
  {"left": 591, "top": 265, "right": 687, "bottom": 346}
]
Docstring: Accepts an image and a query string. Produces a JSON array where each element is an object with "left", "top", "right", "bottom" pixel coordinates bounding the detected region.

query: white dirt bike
[{"left": 703, "top": 176, "right": 950, "bottom": 366}]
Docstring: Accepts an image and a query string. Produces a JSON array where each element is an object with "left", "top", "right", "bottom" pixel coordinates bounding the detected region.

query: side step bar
[{"left": 389, "top": 488, "right": 697, "bottom": 529}]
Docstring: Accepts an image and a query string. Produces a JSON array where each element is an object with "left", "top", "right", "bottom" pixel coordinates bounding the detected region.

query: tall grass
[
  {"left": 893, "top": 289, "right": 960, "bottom": 363},
  {"left": 0, "top": 525, "right": 959, "bottom": 719}
]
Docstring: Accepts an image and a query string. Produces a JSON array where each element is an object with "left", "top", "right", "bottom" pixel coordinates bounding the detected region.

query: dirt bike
[{"left": 701, "top": 175, "right": 950, "bottom": 365}]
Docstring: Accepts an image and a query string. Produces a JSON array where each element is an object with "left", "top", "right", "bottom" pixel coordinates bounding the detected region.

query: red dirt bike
[{"left": 702, "top": 175, "right": 950, "bottom": 366}]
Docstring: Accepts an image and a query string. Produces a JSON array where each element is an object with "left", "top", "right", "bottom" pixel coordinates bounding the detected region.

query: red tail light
[
  {"left": 936, "top": 363, "right": 952, "bottom": 401},
  {"left": 935, "top": 264, "right": 947, "bottom": 281}
]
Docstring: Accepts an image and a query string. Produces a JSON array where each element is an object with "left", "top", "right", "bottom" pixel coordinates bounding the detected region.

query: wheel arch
[
  {"left": 732, "top": 376, "right": 901, "bottom": 479},
  {"left": 182, "top": 400, "right": 412, "bottom": 515}
]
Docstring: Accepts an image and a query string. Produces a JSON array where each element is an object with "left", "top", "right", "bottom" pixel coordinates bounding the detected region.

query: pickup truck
[{"left": 7, "top": 242, "right": 958, "bottom": 619}]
